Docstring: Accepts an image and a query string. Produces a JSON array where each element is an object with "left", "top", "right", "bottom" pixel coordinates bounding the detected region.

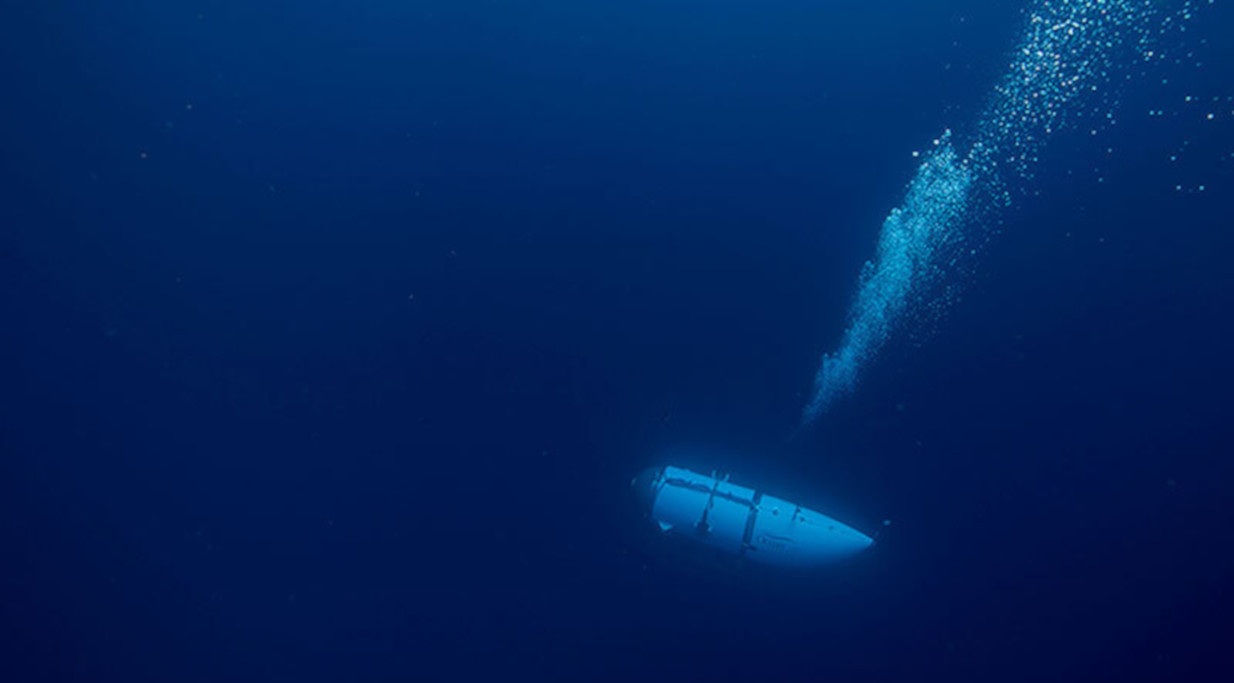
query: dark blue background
[{"left": 3, "top": 1, "right": 1232, "bottom": 681}]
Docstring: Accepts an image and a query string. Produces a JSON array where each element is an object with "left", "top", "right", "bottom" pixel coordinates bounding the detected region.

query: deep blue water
[{"left": 3, "top": 1, "right": 1233, "bottom": 681}]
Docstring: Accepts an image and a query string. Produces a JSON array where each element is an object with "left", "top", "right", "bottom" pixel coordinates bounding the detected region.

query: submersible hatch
[{"left": 632, "top": 466, "right": 873, "bottom": 567}]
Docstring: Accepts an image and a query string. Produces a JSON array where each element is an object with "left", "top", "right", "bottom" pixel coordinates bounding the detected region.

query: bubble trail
[{"left": 802, "top": 0, "right": 1198, "bottom": 424}]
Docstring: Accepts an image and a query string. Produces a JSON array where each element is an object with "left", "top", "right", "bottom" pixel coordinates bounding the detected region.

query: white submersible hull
[{"left": 633, "top": 466, "right": 873, "bottom": 567}]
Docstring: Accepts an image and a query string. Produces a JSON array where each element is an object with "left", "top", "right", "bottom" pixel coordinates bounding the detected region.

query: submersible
[{"left": 632, "top": 466, "right": 873, "bottom": 567}]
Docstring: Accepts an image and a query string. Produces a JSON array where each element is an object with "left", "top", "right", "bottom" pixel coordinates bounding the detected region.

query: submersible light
[{"left": 632, "top": 466, "right": 873, "bottom": 567}]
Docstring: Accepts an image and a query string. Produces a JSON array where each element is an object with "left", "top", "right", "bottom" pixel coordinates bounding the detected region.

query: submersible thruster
[{"left": 632, "top": 466, "right": 873, "bottom": 566}]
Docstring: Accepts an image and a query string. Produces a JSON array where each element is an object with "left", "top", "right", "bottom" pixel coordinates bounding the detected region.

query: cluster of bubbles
[
  {"left": 802, "top": 138, "right": 973, "bottom": 422},
  {"left": 802, "top": 0, "right": 1205, "bottom": 424}
]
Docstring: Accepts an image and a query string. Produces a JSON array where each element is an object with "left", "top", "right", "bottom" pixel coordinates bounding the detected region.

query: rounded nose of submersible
[{"left": 630, "top": 467, "right": 663, "bottom": 511}]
